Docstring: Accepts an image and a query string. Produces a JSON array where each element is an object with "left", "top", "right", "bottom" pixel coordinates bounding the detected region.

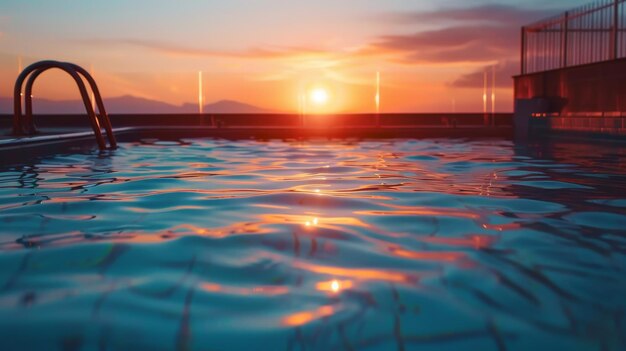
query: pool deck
[
  {"left": 0, "top": 113, "right": 514, "bottom": 153},
  {"left": 0, "top": 125, "right": 513, "bottom": 148}
]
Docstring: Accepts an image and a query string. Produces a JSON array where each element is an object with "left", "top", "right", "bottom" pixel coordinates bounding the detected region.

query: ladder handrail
[
  {"left": 22, "top": 63, "right": 117, "bottom": 148},
  {"left": 13, "top": 60, "right": 116, "bottom": 150},
  {"left": 67, "top": 64, "right": 117, "bottom": 149}
]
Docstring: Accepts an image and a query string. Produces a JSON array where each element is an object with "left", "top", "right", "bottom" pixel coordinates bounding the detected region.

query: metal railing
[
  {"left": 521, "top": 0, "right": 626, "bottom": 74},
  {"left": 13, "top": 60, "right": 117, "bottom": 150}
]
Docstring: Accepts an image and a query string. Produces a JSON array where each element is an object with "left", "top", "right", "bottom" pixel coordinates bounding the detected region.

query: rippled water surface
[{"left": 1, "top": 138, "right": 626, "bottom": 350}]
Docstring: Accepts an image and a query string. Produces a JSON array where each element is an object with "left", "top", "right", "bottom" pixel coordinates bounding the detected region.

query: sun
[{"left": 310, "top": 88, "right": 329, "bottom": 105}]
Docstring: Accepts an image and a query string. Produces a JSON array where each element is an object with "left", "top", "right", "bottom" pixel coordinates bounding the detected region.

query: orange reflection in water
[
  {"left": 46, "top": 196, "right": 97, "bottom": 204},
  {"left": 251, "top": 204, "right": 291, "bottom": 210},
  {"left": 294, "top": 261, "right": 415, "bottom": 284},
  {"left": 355, "top": 207, "right": 481, "bottom": 220},
  {"left": 110, "top": 233, "right": 172, "bottom": 244},
  {"left": 201, "top": 283, "right": 290, "bottom": 296},
  {"left": 282, "top": 305, "right": 336, "bottom": 327},
  {"left": 482, "top": 222, "right": 522, "bottom": 232},
  {"left": 260, "top": 214, "right": 370, "bottom": 229},
  {"left": 105, "top": 221, "right": 270, "bottom": 245},
  {"left": 388, "top": 246, "right": 465, "bottom": 262},
  {"left": 420, "top": 234, "right": 496, "bottom": 250},
  {"left": 174, "top": 222, "right": 268, "bottom": 237}
]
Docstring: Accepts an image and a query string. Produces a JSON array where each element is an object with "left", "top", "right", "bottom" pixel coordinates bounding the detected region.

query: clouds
[
  {"left": 368, "top": 4, "right": 563, "bottom": 66},
  {"left": 80, "top": 4, "right": 562, "bottom": 69},
  {"left": 77, "top": 37, "right": 349, "bottom": 62},
  {"left": 379, "top": 4, "right": 556, "bottom": 26},
  {"left": 371, "top": 24, "right": 519, "bottom": 64},
  {"left": 74, "top": 37, "right": 374, "bottom": 88},
  {"left": 451, "top": 60, "right": 519, "bottom": 89},
  {"left": 75, "top": 3, "right": 558, "bottom": 94}
]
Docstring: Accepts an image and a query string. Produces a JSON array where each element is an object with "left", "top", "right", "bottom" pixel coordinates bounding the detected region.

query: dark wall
[
  {"left": 514, "top": 58, "right": 626, "bottom": 115},
  {"left": 0, "top": 113, "right": 513, "bottom": 131}
]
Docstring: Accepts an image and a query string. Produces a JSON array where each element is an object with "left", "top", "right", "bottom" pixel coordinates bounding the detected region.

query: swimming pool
[{"left": 0, "top": 137, "right": 625, "bottom": 350}]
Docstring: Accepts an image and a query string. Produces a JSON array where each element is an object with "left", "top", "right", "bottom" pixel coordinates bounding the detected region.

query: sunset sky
[{"left": 0, "top": 0, "right": 588, "bottom": 113}]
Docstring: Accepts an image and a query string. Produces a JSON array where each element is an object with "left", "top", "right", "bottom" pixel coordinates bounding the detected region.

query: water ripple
[{"left": 0, "top": 138, "right": 625, "bottom": 350}]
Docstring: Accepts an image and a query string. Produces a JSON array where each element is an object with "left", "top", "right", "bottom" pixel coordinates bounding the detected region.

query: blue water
[{"left": 0, "top": 138, "right": 625, "bottom": 350}]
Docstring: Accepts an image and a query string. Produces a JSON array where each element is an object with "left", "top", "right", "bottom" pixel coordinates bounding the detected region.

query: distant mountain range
[{"left": 0, "top": 95, "right": 273, "bottom": 114}]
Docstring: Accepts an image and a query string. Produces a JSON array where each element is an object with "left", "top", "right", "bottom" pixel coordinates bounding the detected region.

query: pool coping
[{"left": 0, "top": 125, "right": 514, "bottom": 150}]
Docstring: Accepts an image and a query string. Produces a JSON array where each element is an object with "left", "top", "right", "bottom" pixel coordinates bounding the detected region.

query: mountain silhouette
[{"left": 0, "top": 95, "right": 273, "bottom": 114}]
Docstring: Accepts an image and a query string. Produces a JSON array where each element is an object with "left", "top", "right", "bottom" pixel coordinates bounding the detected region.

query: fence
[{"left": 521, "top": 0, "right": 626, "bottom": 74}]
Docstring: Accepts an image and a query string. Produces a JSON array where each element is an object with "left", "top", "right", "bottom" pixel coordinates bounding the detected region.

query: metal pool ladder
[{"left": 13, "top": 60, "right": 117, "bottom": 150}]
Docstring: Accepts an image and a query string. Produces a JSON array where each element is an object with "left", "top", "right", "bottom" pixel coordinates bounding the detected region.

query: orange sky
[{"left": 0, "top": 1, "right": 586, "bottom": 113}]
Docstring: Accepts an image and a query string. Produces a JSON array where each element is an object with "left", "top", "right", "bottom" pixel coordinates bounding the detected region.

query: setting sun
[{"left": 310, "top": 88, "right": 329, "bottom": 105}]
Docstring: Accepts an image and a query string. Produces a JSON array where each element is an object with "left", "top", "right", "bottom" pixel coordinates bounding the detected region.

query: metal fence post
[
  {"left": 611, "top": 0, "right": 619, "bottom": 60},
  {"left": 561, "top": 11, "right": 569, "bottom": 68},
  {"left": 521, "top": 27, "right": 527, "bottom": 74}
]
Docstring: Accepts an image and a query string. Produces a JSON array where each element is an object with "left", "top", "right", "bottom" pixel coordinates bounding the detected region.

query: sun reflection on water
[{"left": 316, "top": 279, "right": 353, "bottom": 294}]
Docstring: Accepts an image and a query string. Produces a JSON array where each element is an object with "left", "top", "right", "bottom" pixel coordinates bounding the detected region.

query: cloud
[
  {"left": 379, "top": 4, "right": 559, "bottom": 26},
  {"left": 79, "top": 3, "right": 549, "bottom": 67},
  {"left": 77, "top": 38, "right": 338, "bottom": 60},
  {"left": 371, "top": 24, "right": 519, "bottom": 64},
  {"left": 75, "top": 37, "right": 374, "bottom": 86},
  {"left": 451, "top": 60, "right": 519, "bottom": 89},
  {"left": 75, "top": 4, "right": 563, "bottom": 92},
  {"left": 360, "top": 4, "right": 568, "bottom": 89},
  {"left": 363, "top": 4, "right": 565, "bottom": 68}
]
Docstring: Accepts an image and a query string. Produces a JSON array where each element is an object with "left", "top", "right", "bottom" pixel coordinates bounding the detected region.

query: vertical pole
[
  {"left": 541, "top": 28, "right": 545, "bottom": 71},
  {"left": 483, "top": 69, "right": 487, "bottom": 125},
  {"left": 491, "top": 65, "right": 496, "bottom": 125},
  {"left": 299, "top": 93, "right": 305, "bottom": 127},
  {"left": 611, "top": 0, "right": 619, "bottom": 60},
  {"left": 529, "top": 31, "right": 533, "bottom": 73},
  {"left": 585, "top": 4, "right": 590, "bottom": 64},
  {"left": 375, "top": 71, "right": 381, "bottom": 127},
  {"left": 198, "top": 71, "right": 203, "bottom": 114},
  {"left": 561, "top": 11, "right": 569, "bottom": 68},
  {"left": 302, "top": 91, "right": 309, "bottom": 127},
  {"left": 521, "top": 27, "right": 526, "bottom": 74}
]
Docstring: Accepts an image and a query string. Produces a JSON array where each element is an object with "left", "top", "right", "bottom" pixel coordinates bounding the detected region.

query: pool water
[{"left": 0, "top": 138, "right": 625, "bottom": 350}]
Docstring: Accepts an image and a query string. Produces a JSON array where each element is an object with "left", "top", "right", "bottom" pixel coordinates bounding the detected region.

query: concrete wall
[
  {"left": 514, "top": 58, "right": 626, "bottom": 139},
  {"left": 538, "top": 116, "right": 626, "bottom": 136},
  {"left": 0, "top": 113, "right": 513, "bottom": 131},
  {"left": 514, "top": 58, "right": 626, "bottom": 115}
]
